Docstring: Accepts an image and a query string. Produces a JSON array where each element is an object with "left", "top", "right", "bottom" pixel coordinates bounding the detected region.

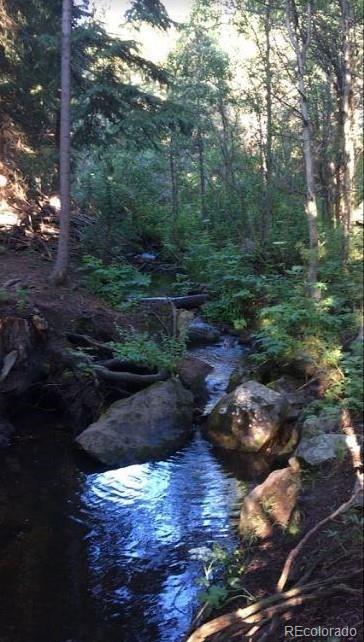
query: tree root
[
  {"left": 185, "top": 570, "right": 362, "bottom": 642},
  {"left": 66, "top": 332, "right": 114, "bottom": 354},
  {"left": 93, "top": 365, "right": 169, "bottom": 385},
  {"left": 185, "top": 476, "right": 364, "bottom": 642},
  {"left": 277, "top": 472, "right": 363, "bottom": 592},
  {"left": 66, "top": 333, "right": 171, "bottom": 388}
]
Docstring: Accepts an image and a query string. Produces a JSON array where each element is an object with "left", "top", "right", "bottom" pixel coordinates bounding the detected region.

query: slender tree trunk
[
  {"left": 338, "top": 0, "right": 355, "bottom": 255},
  {"left": 286, "top": 0, "right": 320, "bottom": 300},
  {"left": 169, "top": 134, "right": 179, "bottom": 221},
  {"left": 316, "top": 76, "right": 336, "bottom": 226},
  {"left": 218, "top": 95, "right": 234, "bottom": 187},
  {"left": 197, "top": 128, "right": 206, "bottom": 218},
  {"left": 299, "top": 70, "right": 320, "bottom": 299},
  {"left": 51, "top": 0, "right": 72, "bottom": 285},
  {"left": 262, "top": 0, "right": 273, "bottom": 243}
]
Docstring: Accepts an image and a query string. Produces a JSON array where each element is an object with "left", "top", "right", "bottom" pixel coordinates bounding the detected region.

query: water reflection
[
  {"left": 82, "top": 434, "right": 244, "bottom": 641},
  {"left": 0, "top": 336, "right": 250, "bottom": 642}
]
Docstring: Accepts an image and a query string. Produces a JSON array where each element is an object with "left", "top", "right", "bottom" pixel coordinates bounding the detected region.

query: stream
[{"left": 0, "top": 337, "right": 258, "bottom": 642}]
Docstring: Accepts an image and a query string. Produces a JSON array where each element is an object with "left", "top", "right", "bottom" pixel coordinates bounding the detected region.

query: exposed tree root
[
  {"left": 185, "top": 570, "right": 362, "bottom": 642},
  {"left": 93, "top": 365, "right": 169, "bottom": 385},
  {"left": 66, "top": 332, "right": 114, "bottom": 354}
]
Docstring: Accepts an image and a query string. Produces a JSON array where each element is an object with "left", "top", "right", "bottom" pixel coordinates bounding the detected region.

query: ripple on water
[
  {"left": 81, "top": 432, "right": 246, "bottom": 642},
  {"left": 0, "top": 336, "right": 248, "bottom": 642},
  {"left": 190, "top": 336, "right": 247, "bottom": 413}
]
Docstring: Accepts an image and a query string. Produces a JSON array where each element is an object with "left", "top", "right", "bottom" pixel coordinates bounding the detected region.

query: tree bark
[
  {"left": 262, "top": 0, "right": 273, "bottom": 243},
  {"left": 197, "top": 128, "right": 206, "bottom": 218},
  {"left": 51, "top": 0, "right": 72, "bottom": 285},
  {"left": 169, "top": 133, "right": 179, "bottom": 221},
  {"left": 286, "top": 0, "right": 320, "bottom": 300},
  {"left": 337, "top": 0, "right": 355, "bottom": 255}
]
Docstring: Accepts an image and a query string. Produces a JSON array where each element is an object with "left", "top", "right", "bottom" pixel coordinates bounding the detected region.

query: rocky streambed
[
  {"left": 0, "top": 334, "right": 256, "bottom": 642},
  {"left": 1, "top": 301, "right": 355, "bottom": 642}
]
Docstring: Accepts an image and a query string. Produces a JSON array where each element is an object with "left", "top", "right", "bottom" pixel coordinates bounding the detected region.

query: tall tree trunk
[
  {"left": 262, "top": 0, "right": 273, "bottom": 243},
  {"left": 51, "top": 0, "right": 72, "bottom": 285},
  {"left": 286, "top": 0, "right": 320, "bottom": 300},
  {"left": 338, "top": 0, "right": 355, "bottom": 255},
  {"left": 197, "top": 128, "right": 206, "bottom": 218},
  {"left": 169, "top": 134, "right": 179, "bottom": 221}
]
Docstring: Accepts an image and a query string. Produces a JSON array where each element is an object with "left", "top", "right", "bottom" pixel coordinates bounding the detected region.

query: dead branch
[{"left": 277, "top": 475, "right": 364, "bottom": 591}]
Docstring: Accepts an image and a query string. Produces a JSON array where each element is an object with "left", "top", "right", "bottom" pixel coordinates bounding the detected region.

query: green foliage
[
  {"left": 181, "top": 238, "right": 263, "bottom": 325},
  {"left": 110, "top": 330, "right": 186, "bottom": 373},
  {"left": 196, "top": 544, "right": 253, "bottom": 613},
  {"left": 15, "top": 287, "right": 30, "bottom": 312},
  {"left": 82, "top": 255, "right": 150, "bottom": 307},
  {"left": 341, "top": 341, "right": 364, "bottom": 413}
]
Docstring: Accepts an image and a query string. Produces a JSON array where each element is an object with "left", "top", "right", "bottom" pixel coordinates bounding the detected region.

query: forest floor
[
  {"left": 1, "top": 246, "right": 363, "bottom": 642},
  {"left": 0, "top": 248, "right": 131, "bottom": 334},
  {"left": 213, "top": 457, "right": 363, "bottom": 642}
]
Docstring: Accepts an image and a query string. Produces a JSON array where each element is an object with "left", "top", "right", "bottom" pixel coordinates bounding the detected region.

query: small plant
[
  {"left": 194, "top": 543, "right": 253, "bottom": 613},
  {"left": 82, "top": 255, "right": 150, "bottom": 307},
  {"left": 110, "top": 330, "right": 186, "bottom": 373},
  {"left": 0, "top": 288, "right": 11, "bottom": 302},
  {"left": 15, "top": 287, "right": 29, "bottom": 312}
]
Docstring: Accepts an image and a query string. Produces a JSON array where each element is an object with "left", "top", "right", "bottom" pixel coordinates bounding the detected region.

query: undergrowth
[{"left": 110, "top": 330, "right": 186, "bottom": 373}]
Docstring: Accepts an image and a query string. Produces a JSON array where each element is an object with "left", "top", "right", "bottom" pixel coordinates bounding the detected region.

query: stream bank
[
  {"left": 0, "top": 335, "right": 256, "bottom": 642},
  {"left": 0, "top": 251, "right": 362, "bottom": 642}
]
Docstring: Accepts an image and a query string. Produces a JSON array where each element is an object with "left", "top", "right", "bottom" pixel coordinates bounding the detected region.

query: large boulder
[
  {"left": 206, "top": 380, "right": 289, "bottom": 454},
  {"left": 177, "top": 355, "right": 213, "bottom": 399},
  {"left": 239, "top": 458, "right": 301, "bottom": 538},
  {"left": 76, "top": 378, "right": 194, "bottom": 467}
]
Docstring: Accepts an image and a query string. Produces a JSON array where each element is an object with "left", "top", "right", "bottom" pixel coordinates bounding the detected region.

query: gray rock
[
  {"left": 187, "top": 318, "right": 220, "bottom": 346},
  {"left": 177, "top": 356, "right": 213, "bottom": 398},
  {"left": 76, "top": 378, "right": 194, "bottom": 467},
  {"left": 206, "top": 380, "right": 288, "bottom": 453},
  {"left": 301, "top": 411, "right": 342, "bottom": 435},
  {"left": 296, "top": 432, "right": 349, "bottom": 465}
]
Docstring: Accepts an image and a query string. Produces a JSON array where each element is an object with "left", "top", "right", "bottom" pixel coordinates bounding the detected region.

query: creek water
[{"left": 0, "top": 338, "right": 256, "bottom": 642}]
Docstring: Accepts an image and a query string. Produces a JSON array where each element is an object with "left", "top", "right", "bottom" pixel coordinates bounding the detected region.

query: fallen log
[
  {"left": 93, "top": 365, "right": 169, "bottom": 385},
  {"left": 135, "top": 294, "right": 209, "bottom": 309}
]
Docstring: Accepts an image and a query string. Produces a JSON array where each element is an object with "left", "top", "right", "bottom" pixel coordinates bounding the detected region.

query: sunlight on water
[
  {"left": 77, "top": 337, "right": 247, "bottom": 641},
  {"left": 83, "top": 432, "right": 245, "bottom": 641}
]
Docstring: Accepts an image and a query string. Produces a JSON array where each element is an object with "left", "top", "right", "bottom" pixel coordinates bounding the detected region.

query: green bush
[
  {"left": 110, "top": 330, "right": 187, "bottom": 373},
  {"left": 82, "top": 255, "right": 150, "bottom": 307}
]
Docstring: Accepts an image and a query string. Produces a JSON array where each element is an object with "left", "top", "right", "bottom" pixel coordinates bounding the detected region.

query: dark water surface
[{"left": 0, "top": 339, "right": 250, "bottom": 642}]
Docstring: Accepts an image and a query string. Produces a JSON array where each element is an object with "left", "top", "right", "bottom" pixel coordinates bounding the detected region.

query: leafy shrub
[
  {"left": 181, "top": 239, "right": 263, "bottom": 326},
  {"left": 82, "top": 255, "right": 150, "bottom": 307},
  {"left": 195, "top": 543, "right": 252, "bottom": 613},
  {"left": 110, "top": 330, "right": 186, "bottom": 373},
  {"left": 341, "top": 341, "right": 363, "bottom": 413}
]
